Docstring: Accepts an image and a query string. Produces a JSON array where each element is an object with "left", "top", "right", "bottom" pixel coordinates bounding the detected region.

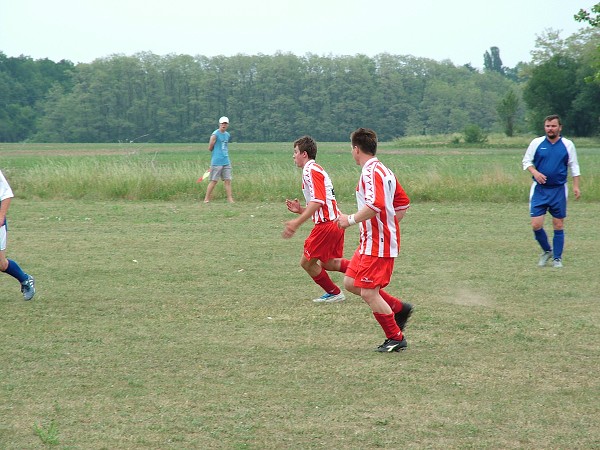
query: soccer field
[{"left": 1, "top": 197, "right": 599, "bottom": 448}]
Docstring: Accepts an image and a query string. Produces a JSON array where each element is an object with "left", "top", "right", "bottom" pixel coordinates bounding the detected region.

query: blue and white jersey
[
  {"left": 210, "top": 130, "right": 231, "bottom": 166},
  {"left": 522, "top": 136, "right": 580, "bottom": 186}
]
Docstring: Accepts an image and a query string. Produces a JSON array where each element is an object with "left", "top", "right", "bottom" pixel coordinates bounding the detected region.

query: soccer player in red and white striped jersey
[
  {"left": 338, "top": 128, "right": 412, "bottom": 352},
  {"left": 283, "top": 136, "right": 349, "bottom": 303}
]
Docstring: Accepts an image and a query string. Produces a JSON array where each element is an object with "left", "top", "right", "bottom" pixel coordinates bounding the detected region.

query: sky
[{"left": 0, "top": 0, "right": 592, "bottom": 69}]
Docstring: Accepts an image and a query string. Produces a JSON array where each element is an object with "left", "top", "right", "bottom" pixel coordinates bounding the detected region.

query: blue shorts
[{"left": 529, "top": 183, "right": 567, "bottom": 218}]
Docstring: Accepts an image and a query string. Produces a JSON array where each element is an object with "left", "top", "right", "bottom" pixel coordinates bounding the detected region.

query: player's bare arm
[
  {"left": 282, "top": 201, "right": 321, "bottom": 239},
  {"left": 573, "top": 175, "right": 581, "bottom": 199},
  {"left": 338, "top": 206, "right": 377, "bottom": 229},
  {"left": 527, "top": 165, "right": 547, "bottom": 184}
]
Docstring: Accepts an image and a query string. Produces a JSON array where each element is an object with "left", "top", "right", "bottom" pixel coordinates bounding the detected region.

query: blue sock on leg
[
  {"left": 534, "top": 228, "right": 551, "bottom": 252},
  {"left": 553, "top": 230, "right": 564, "bottom": 259},
  {"left": 4, "top": 259, "right": 28, "bottom": 283}
]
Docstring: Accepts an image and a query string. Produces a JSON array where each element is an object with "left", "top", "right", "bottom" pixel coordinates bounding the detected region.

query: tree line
[{"left": 1, "top": 27, "right": 598, "bottom": 143}]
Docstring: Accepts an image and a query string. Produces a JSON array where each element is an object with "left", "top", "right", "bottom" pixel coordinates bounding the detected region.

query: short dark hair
[
  {"left": 350, "top": 128, "right": 377, "bottom": 155},
  {"left": 293, "top": 135, "right": 318, "bottom": 160},
  {"left": 544, "top": 114, "right": 561, "bottom": 125}
]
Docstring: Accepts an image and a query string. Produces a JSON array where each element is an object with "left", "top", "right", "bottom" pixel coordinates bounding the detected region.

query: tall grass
[{"left": 1, "top": 142, "right": 599, "bottom": 203}]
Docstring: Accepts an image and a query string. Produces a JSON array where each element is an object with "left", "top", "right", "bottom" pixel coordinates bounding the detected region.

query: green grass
[
  {"left": 1, "top": 141, "right": 599, "bottom": 203},
  {"left": 1, "top": 198, "right": 599, "bottom": 449},
  {"left": 0, "top": 142, "right": 599, "bottom": 448}
]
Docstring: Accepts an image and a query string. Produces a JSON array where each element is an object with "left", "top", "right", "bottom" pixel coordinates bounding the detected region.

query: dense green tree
[
  {"left": 496, "top": 89, "right": 520, "bottom": 136},
  {"left": 0, "top": 53, "right": 74, "bottom": 141},
  {"left": 523, "top": 26, "right": 600, "bottom": 135},
  {"left": 483, "top": 47, "right": 505, "bottom": 75},
  {"left": 2, "top": 51, "right": 530, "bottom": 142},
  {"left": 523, "top": 55, "right": 579, "bottom": 133}
]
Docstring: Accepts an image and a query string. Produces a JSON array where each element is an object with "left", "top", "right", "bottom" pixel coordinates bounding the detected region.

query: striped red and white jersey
[
  {"left": 302, "top": 160, "right": 341, "bottom": 224},
  {"left": 356, "top": 157, "right": 410, "bottom": 257}
]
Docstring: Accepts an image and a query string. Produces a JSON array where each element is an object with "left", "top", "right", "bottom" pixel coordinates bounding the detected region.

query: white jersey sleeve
[
  {"left": 563, "top": 137, "right": 581, "bottom": 177},
  {"left": 0, "top": 170, "right": 15, "bottom": 202}
]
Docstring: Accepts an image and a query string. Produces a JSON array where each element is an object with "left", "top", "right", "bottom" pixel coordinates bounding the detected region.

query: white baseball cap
[{"left": 219, "top": 116, "right": 229, "bottom": 124}]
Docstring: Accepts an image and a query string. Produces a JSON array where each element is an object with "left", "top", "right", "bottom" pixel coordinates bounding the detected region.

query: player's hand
[
  {"left": 337, "top": 214, "right": 350, "bottom": 229},
  {"left": 534, "top": 171, "right": 547, "bottom": 184},
  {"left": 285, "top": 198, "right": 302, "bottom": 214},
  {"left": 282, "top": 220, "right": 298, "bottom": 239},
  {"left": 574, "top": 188, "right": 581, "bottom": 199}
]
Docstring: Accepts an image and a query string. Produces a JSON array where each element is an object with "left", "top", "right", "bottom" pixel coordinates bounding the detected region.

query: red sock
[
  {"left": 338, "top": 258, "right": 350, "bottom": 273},
  {"left": 312, "top": 268, "right": 340, "bottom": 295},
  {"left": 380, "top": 290, "right": 402, "bottom": 314},
  {"left": 373, "top": 312, "right": 403, "bottom": 340}
]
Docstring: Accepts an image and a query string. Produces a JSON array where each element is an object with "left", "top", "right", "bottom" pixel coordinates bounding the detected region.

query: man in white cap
[{"left": 204, "top": 116, "right": 234, "bottom": 203}]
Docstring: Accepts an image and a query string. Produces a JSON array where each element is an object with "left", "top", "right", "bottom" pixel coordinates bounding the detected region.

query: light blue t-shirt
[{"left": 211, "top": 130, "right": 231, "bottom": 166}]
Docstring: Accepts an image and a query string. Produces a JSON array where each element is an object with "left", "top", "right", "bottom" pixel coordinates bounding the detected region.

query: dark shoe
[
  {"left": 394, "top": 303, "right": 413, "bottom": 331},
  {"left": 375, "top": 338, "right": 407, "bottom": 352}
]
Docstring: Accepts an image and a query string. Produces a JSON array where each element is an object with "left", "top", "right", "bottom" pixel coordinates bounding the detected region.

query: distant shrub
[
  {"left": 463, "top": 125, "right": 488, "bottom": 144},
  {"left": 450, "top": 134, "right": 462, "bottom": 145}
]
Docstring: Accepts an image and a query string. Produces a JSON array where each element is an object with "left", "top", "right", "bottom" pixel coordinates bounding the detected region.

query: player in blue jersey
[
  {"left": 0, "top": 169, "right": 36, "bottom": 300},
  {"left": 204, "top": 116, "right": 234, "bottom": 203},
  {"left": 522, "top": 114, "right": 581, "bottom": 268}
]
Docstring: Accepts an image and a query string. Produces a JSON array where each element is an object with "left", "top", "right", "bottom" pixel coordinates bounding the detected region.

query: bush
[{"left": 463, "top": 124, "right": 488, "bottom": 144}]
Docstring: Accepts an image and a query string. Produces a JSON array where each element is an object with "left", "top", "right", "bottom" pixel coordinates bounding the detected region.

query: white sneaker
[
  {"left": 553, "top": 258, "right": 563, "bottom": 268},
  {"left": 538, "top": 250, "right": 553, "bottom": 267},
  {"left": 313, "top": 292, "right": 345, "bottom": 303}
]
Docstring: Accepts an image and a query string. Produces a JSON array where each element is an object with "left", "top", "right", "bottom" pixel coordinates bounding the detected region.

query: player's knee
[{"left": 343, "top": 276, "right": 358, "bottom": 294}]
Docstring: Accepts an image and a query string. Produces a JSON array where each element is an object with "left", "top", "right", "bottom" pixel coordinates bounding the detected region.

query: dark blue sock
[
  {"left": 4, "top": 259, "right": 28, "bottom": 283},
  {"left": 553, "top": 230, "right": 565, "bottom": 259},
  {"left": 534, "top": 228, "right": 551, "bottom": 252}
]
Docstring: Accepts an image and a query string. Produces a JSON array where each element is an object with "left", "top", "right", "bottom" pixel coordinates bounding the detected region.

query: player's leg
[
  {"left": 549, "top": 186, "right": 567, "bottom": 266},
  {"left": 0, "top": 229, "right": 35, "bottom": 300},
  {"left": 343, "top": 248, "right": 361, "bottom": 296},
  {"left": 203, "top": 180, "right": 218, "bottom": 203},
  {"left": 300, "top": 255, "right": 344, "bottom": 302},
  {"left": 303, "top": 223, "right": 345, "bottom": 302},
  {"left": 320, "top": 257, "right": 349, "bottom": 273},
  {"left": 224, "top": 180, "right": 234, "bottom": 203},
  {"left": 362, "top": 287, "right": 405, "bottom": 351},
  {"left": 223, "top": 166, "right": 234, "bottom": 203},
  {"left": 532, "top": 215, "right": 551, "bottom": 249},
  {"left": 360, "top": 286, "right": 392, "bottom": 314},
  {"left": 354, "top": 255, "right": 405, "bottom": 351},
  {"left": 379, "top": 289, "right": 413, "bottom": 331},
  {"left": 552, "top": 217, "right": 565, "bottom": 255},
  {"left": 530, "top": 184, "right": 552, "bottom": 265}
]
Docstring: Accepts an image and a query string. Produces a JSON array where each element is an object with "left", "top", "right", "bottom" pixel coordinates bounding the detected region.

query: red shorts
[
  {"left": 346, "top": 248, "right": 395, "bottom": 289},
  {"left": 304, "top": 221, "right": 345, "bottom": 262}
]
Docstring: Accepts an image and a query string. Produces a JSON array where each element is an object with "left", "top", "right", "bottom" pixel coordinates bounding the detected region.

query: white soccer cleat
[
  {"left": 537, "top": 250, "right": 553, "bottom": 267},
  {"left": 313, "top": 292, "right": 345, "bottom": 303},
  {"left": 21, "top": 275, "right": 36, "bottom": 301}
]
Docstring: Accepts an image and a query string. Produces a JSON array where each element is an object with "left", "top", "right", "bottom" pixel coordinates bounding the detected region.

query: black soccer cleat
[
  {"left": 394, "top": 302, "right": 413, "bottom": 331},
  {"left": 375, "top": 338, "right": 407, "bottom": 352}
]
